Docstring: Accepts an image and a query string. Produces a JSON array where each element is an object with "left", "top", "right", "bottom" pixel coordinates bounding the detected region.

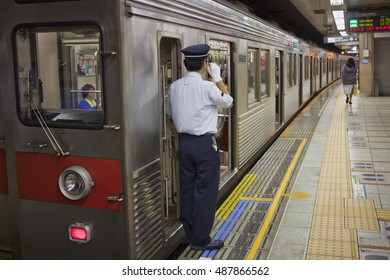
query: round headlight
[{"left": 58, "top": 166, "right": 94, "bottom": 200}]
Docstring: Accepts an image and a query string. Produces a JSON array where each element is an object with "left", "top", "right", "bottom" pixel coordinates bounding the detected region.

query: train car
[{"left": 0, "top": 0, "right": 341, "bottom": 259}]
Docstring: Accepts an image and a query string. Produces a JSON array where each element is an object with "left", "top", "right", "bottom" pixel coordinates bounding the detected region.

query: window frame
[
  {"left": 12, "top": 22, "right": 105, "bottom": 130},
  {"left": 287, "top": 53, "right": 297, "bottom": 87},
  {"left": 247, "top": 46, "right": 260, "bottom": 106},
  {"left": 260, "top": 49, "right": 270, "bottom": 99}
]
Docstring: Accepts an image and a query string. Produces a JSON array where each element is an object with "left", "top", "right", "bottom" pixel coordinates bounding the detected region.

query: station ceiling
[{"left": 230, "top": 0, "right": 390, "bottom": 52}]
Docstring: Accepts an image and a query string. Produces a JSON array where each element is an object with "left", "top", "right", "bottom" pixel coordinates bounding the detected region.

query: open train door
[
  {"left": 158, "top": 34, "right": 184, "bottom": 247},
  {"left": 208, "top": 39, "right": 234, "bottom": 186}
]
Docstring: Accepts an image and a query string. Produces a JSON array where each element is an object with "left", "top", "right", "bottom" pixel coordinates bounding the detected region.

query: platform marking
[
  {"left": 202, "top": 199, "right": 272, "bottom": 259},
  {"left": 246, "top": 138, "right": 307, "bottom": 260},
  {"left": 240, "top": 197, "right": 273, "bottom": 202},
  {"left": 281, "top": 191, "right": 311, "bottom": 200},
  {"left": 202, "top": 200, "right": 249, "bottom": 258},
  {"left": 216, "top": 174, "right": 257, "bottom": 220}
]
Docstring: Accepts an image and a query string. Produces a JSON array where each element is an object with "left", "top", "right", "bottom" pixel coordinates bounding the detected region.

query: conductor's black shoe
[{"left": 190, "top": 240, "right": 224, "bottom": 251}]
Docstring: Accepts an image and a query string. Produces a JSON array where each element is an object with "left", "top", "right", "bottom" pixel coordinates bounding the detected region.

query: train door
[
  {"left": 208, "top": 40, "right": 234, "bottom": 184},
  {"left": 275, "top": 51, "right": 283, "bottom": 128},
  {"left": 159, "top": 36, "right": 182, "bottom": 235}
]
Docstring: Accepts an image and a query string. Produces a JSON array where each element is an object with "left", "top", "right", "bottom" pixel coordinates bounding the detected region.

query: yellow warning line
[
  {"left": 241, "top": 197, "right": 273, "bottom": 202},
  {"left": 246, "top": 138, "right": 307, "bottom": 260},
  {"left": 216, "top": 174, "right": 257, "bottom": 220}
]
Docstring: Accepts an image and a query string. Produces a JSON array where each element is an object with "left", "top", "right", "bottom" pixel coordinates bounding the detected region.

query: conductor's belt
[{"left": 179, "top": 133, "right": 215, "bottom": 138}]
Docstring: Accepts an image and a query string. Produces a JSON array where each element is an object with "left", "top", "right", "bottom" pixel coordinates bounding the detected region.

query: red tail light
[{"left": 69, "top": 223, "right": 91, "bottom": 243}]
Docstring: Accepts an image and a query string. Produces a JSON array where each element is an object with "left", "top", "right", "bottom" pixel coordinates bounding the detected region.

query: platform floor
[{"left": 179, "top": 81, "right": 390, "bottom": 260}]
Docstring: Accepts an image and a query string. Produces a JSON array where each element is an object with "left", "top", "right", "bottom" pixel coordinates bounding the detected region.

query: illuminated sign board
[
  {"left": 324, "top": 34, "right": 357, "bottom": 44},
  {"left": 349, "top": 16, "right": 390, "bottom": 32},
  {"left": 347, "top": 9, "right": 390, "bottom": 33}
]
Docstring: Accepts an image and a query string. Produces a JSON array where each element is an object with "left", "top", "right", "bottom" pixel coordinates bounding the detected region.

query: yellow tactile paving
[
  {"left": 311, "top": 215, "right": 345, "bottom": 229},
  {"left": 313, "top": 203, "right": 345, "bottom": 218},
  {"left": 344, "top": 217, "right": 380, "bottom": 230},
  {"left": 306, "top": 254, "right": 358, "bottom": 260},
  {"left": 306, "top": 89, "right": 379, "bottom": 260},
  {"left": 307, "top": 239, "right": 359, "bottom": 259},
  {"left": 309, "top": 225, "right": 358, "bottom": 242},
  {"left": 344, "top": 198, "right": 379, "bottom": 230},
  {"left": 376, "top": 209, "right": 390, "bottom": 221}
]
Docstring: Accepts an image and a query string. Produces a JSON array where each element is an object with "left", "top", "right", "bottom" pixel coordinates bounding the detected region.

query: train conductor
[{"left": 165, "top": 44, "right": 233, "bottom": 251}]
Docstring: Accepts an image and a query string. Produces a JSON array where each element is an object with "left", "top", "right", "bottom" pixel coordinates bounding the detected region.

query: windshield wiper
[{"left": 27, "top": 70, "right": 69, "bottom": 156}]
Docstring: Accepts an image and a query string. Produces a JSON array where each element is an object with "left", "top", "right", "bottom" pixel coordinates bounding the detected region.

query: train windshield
[{"left": 14, "top": 25, "right": 103, "bottom": 128}]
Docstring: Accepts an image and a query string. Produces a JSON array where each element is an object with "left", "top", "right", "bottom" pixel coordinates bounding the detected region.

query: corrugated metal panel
[
  {"left": 132, "top": 165, "right": 163, "bottom": 259},
  {"left": 238, "top": 105, "right": 275, "bottom": 168}
]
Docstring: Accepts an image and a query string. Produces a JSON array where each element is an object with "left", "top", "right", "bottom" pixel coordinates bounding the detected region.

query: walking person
[
  {"left": 165, "top": 44, "right": 233, "bottom": 251},
  {"left": 341, "top": 57, "right": 357, "bottom": 104}
]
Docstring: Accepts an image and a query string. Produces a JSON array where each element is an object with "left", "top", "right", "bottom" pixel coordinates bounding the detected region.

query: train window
[
  {"left": 247, "top": 48, "right": 259, "bottom": 104},
  {"left": 322, "top": 58, "right": 325, "bottom": 73},
  {"left": 304, "top": 56, "right": 310, "bottom": 80},
  {"left": 14, "top": 25, "right": 103, "bottom": 128},
  {"left": 261, "top": 50, "right": 270, "bottom": 98},
  {"left": 288, "top": 53, "right": 297, "bottom": 87},
  {"left": 286, "top": 55, "right": 290, "bottom": 86}
]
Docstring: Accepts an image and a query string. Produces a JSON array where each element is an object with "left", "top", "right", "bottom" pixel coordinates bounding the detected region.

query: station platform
[{"left": 179, "top": 80, "right": 390, "bottom": 260}]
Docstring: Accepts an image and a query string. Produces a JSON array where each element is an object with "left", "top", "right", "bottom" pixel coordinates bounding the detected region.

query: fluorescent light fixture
[
  {"left": 332, "top": 10, "right": 344, "bottom": 20},
  {"left": 332, "top": 10, "right": 345, "bottom": 31},
  {"left": 330, "top": 0, "right": 343, "bottom": 5}
]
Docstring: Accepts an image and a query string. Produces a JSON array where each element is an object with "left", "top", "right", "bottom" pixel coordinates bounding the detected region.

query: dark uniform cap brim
[{"left": 181, "top": 44, "right": 210, "bottom": 58}]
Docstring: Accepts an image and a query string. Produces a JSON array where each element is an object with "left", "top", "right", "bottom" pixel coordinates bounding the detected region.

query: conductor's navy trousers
[{"left": 178, "top": 133, "right": 220, "bottom": 246}]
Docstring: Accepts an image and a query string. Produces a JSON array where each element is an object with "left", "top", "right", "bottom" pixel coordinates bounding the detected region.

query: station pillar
[{"left": 358, "top": 33, "right": 375, "bottom": 96}]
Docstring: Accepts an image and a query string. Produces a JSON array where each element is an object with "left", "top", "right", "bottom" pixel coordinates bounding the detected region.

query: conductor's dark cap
[{"left": 181, "top": 44, "right": 210, "bottom": 58}]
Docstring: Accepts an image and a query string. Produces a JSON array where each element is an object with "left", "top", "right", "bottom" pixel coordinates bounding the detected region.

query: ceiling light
[
  {"left": 332, "top": 10, "right": 344, "bottom": 19},
  {"left": 330, "top": 0, "right": 343, "bottom": 5},
  {"left": 332, "top": 10, "right": 345, "bottom": 31}
]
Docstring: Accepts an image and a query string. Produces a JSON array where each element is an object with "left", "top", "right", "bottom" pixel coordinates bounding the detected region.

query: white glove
[{"left": 208, "top": 62, "right": 222, "bottom": 83}]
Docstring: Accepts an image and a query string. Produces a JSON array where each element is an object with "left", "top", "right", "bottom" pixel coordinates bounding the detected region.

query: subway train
[{"left": 0, "top": 0, "right": 343, "bottom": 259}]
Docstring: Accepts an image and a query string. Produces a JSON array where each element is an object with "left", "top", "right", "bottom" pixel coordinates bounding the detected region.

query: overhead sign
[
  {"left": 347, "top": 9, "right": 390, "bottom": 33},
  {"left": 323, "top": 35, "right": 357, "bottom": 44},
  {"left": 349, "top": 16, "right": 390, "bottom": 32}
]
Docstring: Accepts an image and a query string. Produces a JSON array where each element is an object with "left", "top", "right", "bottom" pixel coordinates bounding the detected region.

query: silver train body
[{"left": 0, "top": 0, "right": 341, "bottom": 259}]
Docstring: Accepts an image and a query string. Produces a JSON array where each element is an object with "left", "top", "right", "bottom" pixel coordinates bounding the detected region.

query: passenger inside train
[{"left": 78, "top": 84, "right": 100, "bottom": 110}]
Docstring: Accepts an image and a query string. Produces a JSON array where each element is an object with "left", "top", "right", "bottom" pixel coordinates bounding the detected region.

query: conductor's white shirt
[{"left": 165, "top": 72, "right": 233, "bottom": 136}]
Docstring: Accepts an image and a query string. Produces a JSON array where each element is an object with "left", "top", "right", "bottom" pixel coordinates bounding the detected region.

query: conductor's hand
[{"left": 208, "top": 62, "right": 222, "bottom": 83}]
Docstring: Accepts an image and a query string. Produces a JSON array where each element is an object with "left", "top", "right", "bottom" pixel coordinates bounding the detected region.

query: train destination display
[{"left": 349, "top": 16, "right": 390, "bottom": 32}]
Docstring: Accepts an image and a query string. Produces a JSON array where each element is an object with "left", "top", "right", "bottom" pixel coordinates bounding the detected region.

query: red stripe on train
[
  {"left": 0, "top": 149, "right": 8, "bottom": 195},
  {"left": 16, "top": 152, "right": 123, "bottom": 211}
]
